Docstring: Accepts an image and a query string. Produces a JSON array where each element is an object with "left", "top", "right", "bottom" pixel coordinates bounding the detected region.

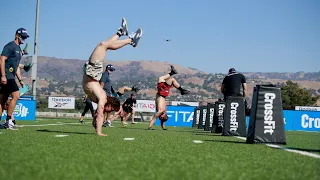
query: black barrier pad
[
  {"left": 212, "top": 101, "right": 226, "bottom": 133},
  {"left": 197, "top": 106, "right": 207, "bottom": 129},
  {"left": 204, "top": 103, "right": 215, "bottom": 131},
  {"left": 247, "top": 85, "right": 286, "bottom": 144},
  {"left": 192, "top": 107, "right": 200, "bottom": 128},
  {"left": 222, "top": 96, "right": 247, "bottom": 137}
]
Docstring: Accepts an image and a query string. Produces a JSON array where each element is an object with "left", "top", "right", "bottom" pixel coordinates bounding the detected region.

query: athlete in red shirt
[{"left": 148, "top": 65, "right": 190, "bottom": 130}]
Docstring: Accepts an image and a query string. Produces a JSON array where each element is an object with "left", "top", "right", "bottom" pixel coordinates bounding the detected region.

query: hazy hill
[{"left": 20, "top": 56, "right": 320, "bottom": 104}]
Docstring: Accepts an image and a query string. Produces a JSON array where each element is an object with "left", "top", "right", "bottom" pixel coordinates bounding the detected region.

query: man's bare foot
[{"left": 97, "top": 133, "right": 108, "bottom": 136}]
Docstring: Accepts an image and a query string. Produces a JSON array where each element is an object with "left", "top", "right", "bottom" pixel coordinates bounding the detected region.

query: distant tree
[
  {"left": 281, "top": 80, "right": 320, "bottom": 110},
  {"left": 59, "top": 87, "right": 65, "bottom": 93},
  {"left": 75, "top": 99, "right": 85, "bottom": 111},
  {"left": 48, "top": 83, "right": 55, "bottom": 91}
]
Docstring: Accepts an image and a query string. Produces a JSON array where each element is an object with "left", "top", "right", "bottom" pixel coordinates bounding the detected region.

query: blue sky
[{"left": 0, "top": 0, "right": 319, "bottom": 73}]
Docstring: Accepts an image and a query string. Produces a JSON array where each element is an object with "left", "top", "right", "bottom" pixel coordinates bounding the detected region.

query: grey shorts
[{"left": 83, "top": 61, "right": 103, "bottom": 81}]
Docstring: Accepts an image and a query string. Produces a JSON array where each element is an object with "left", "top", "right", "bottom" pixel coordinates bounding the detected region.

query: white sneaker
[
  {"left": 4, "top": 119, "right": 18, "bottom": 130},
  {"left": 129, "top": 28, "right": 143, "bottom": 47}
]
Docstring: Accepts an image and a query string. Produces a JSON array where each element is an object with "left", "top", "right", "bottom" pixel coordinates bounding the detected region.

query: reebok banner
[
  {"left": 246, "top": 85, "right": 286, "bottom": 144},
  {"left": 222, "top": 96, "right": 247, "bottom": 137},
  {"left": 192, "top": 107, "right": 200, "bottom": 128},
  {"left": 197, "top": 106, "right": 207, "bottom": 129},
  {"left": 212, "top": 101, "right": 226, "bottom": 133},
  {"left": 204, "top": 103, "right": 215, "bottom": 131}
]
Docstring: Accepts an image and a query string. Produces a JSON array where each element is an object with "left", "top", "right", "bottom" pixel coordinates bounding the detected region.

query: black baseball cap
[
  {"left": 106, "top": 64, "right": 115, "bottom": 71},
  {"left": 228, "top": 68, "right": 236, "bottom": 74},
  {"left": 16, "top": 28, "right": 29, "bottom": 38}
]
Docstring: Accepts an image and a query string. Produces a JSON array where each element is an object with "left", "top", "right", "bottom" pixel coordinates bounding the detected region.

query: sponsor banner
[
  {"left": 134, "top": 100, "right": 155, "bottom": 113},
  {"left": 154, "top": 105, "right": 320, "bottom": 131},
  {"left": 155, "top": 106, "right": 196, "bottom": 127},
  {"left": 291, "top": 111, "right": 320, "bottom": 131},
  {"left": 171, "top": 101, "right": 199, "bottom": 106},
  {"left": 295, "top": 106, "right": 320, "bottom": 112},
  {"left": 48, "top": 97, "right": 75, "bottom": 109},
  {"left": 1, "top": 100, "right": 36, "bottom": 120},
  {"left": 245, "top": 110, "right": 320, "bottom": 132}
]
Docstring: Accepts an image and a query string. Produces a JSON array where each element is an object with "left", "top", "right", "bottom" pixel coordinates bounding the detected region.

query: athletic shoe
[
  {"left": 121, "top": 18, "right": 129, "bottom": 36},
  {"left": 147, "top": 127, "right": 155, "bottom": 130},
  {"left": 117, "top": 18, "right": 129, "bottom": 36},
  {"left": 4, "top": 119, "right": 18, "bottom": 130},
  {"left": 180, "top": 89, "right": 190, "bottom": 95},
  {"left": 129, "top": 28, "right": 143, "bottom": 48},
  {"left": 132, "top": 86, "right": 140, "bottom": 93},
  {"left": 79, "top": 120, "right": 85, "bottom": 124},
  {"left": 170, "top": 65, "right": 178, "bottom": 75}
]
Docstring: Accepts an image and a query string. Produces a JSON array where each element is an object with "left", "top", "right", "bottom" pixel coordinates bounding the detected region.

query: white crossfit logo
[
  {"left": 218, "top": 104, "right": 225, "bottom": 127},
  {"left": 264, "top": 93, "right": 276, "bottom": 135},
  {"left": 230, "top": 102, "right": 239, "bottom": 132}
]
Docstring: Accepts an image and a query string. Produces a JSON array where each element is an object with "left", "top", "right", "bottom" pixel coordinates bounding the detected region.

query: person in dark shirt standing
[
  {"left": 0, "top": 28, "right": 29, "bottom": 130},
  {"left": 79, "top": 94, "right": 95, "bottom": 124},
  {"left": 221, "top": 68, "right": 247, "bottom": 100},
  {"left": 122, "top": 93, "right": 137, "bottom": 124},
  {"left": 100, "top": 64, "right": 115, "bottom": 96}
]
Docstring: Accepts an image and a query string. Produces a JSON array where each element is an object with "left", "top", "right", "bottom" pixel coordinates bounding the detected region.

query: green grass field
[{"left": 0, "top": 118, "right": 319, "bottom": 180}]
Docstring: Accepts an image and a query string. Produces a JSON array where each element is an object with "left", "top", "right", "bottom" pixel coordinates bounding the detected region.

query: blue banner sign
[
  {"left": 156, "top": 106, "right": 320, "bottom": 132},
  {"left": 1, "top": 100, "right": 36, "bottom": 121},
  {"left": 155, "top": 106, "right": 195, "bottom": 127}
]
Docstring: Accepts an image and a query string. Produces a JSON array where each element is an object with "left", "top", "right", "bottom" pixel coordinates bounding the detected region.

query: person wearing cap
[
  {"left": 0, "top": 28, "right": 30, "bottom": 130},
  {"left": 220, "top": 68, "right": 247, "bottom": 100},
  {"left": 122, "top": 93, "right": 138, "bottom": 124},
  {"left": 82, "top": 18, "right": 142, "bottom": 136}
]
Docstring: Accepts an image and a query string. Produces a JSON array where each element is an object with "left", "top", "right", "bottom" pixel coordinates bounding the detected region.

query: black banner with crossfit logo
[
  {"left": 204, "top": 103, "right": 215, "bottom": 131},
  {"left": 192, "top": 107, "right": 200, "bottom": 128},
  {"left": 197, "top": 106, "right": 207, "bottom": 129},
  {"left": 212, "top": 101, "right": 226, "bottom": 133},
  {"left": 246, "top": 85, "right": 286, "bottom": 144},
  {"left": 222, "top": 96, "right": 247, "bottom": 137}
]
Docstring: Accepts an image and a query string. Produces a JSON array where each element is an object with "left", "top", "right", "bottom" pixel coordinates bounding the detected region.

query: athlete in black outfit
[
  {"left": 220, "top": 68, "right": 247, "bottom": 100},
  {"left": 79, "top": 94, "right": 95, "bottom": 124},
  {"left": 122, "top": 94, "right": 137, "bottom": 124}
]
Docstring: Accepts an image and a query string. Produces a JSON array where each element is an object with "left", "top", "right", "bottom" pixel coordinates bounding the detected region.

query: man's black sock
[{"left": 6, "top": 116, "right": 11, "bottom": 120}]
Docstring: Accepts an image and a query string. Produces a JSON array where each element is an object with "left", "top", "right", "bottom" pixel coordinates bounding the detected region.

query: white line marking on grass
[
  {"left": 124, "top": 138, "right": 135, "bottom": 141},
  {"left": 294, "top": 130, "right": 320, "bottom": 133},
  {"left": 192, "top": 140, "right": 203, "bottom": 144},
  {"left": 17, "top": 123, "right": 80, "bottom": 127},
  {"left": 235, "top": 137, "right": 246, "bottom": 140},
  {"left": 234, "top": 136, "right": 320, "bottom": 159},
  {"left": 55, "top": 135, "right": 69, "bottom": 137},
  {"left": 0, "top": 132, "right": 3, "bottom": 134},
  {"left": 265, "top": 144, "right": 320, "bottom": 159}
]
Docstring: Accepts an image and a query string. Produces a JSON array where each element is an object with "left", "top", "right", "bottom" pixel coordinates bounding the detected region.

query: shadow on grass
[
  {"left": 203, "top": 139, "right": 247, "bottom": 144},
  {"left": 36, "top": 129, "right": 93, "bottom": 135},
  {"left": 285, "top": 147, "right": 320, "bottom": 153}
]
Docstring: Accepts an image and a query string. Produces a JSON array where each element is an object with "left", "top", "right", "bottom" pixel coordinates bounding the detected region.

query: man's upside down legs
[{"left": 82, "top": 18, "right": 142, "bottom": 136}]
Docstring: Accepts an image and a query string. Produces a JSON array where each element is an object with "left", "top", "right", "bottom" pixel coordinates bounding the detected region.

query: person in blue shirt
[{"left": 0, "top": 28, "right": 30, "bottom": 130}]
